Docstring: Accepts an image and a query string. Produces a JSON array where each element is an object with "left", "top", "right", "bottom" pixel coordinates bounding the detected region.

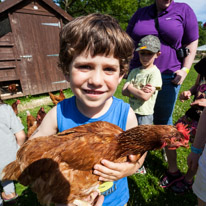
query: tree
[
  {"left": 53, "top": 0, "right": 153, "bottom": 30},
  {"left": 198, "top": 21, "right": 206, "bottom": 46},
  {"left": 53, "top": 0, "right": 205, "bottom": 45}
]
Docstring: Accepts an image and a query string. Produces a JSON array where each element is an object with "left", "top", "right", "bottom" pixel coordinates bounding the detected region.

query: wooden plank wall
[
  {"left": 0, "top": 33, "right": 18, "bottom": 81},
  {"left": 0, "top": 0, "right": 69, "bottom": 99}
]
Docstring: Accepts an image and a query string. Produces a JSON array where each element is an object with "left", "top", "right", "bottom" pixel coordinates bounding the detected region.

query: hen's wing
[{"left": 2, "top": 121, "right": 124, "bottom": 204}]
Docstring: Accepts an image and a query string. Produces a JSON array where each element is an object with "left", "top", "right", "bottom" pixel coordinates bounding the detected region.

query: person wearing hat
[
  {"left": 122, "top": 34, "right": 162, "bottom": 125},
  {"left": 122, "top": 35, "right": 162, "bottom": 173}
]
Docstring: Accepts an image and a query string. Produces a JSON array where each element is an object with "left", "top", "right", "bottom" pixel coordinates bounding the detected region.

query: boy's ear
[{"left": 157, "top": 51, "right": 161, "bottom": 57}]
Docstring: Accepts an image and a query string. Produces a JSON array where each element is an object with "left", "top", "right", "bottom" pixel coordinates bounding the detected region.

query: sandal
[
  {"left": 171, "top": 178, "right": 193, "bottom": 194},
  {"left": 160, "top": 170, "right": 183, "bottom": 188},
  {"left": 136, "top": 166, "right": 147, "bottom": 175}
]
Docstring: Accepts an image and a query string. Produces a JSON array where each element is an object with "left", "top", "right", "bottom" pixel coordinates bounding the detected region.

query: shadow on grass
[{"left": 128, "top": 151, "right": 197, "bottom": 206}]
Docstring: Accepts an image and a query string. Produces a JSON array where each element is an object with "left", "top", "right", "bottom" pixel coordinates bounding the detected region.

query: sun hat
[{"left": 136, "top": 35, "right": 160, "bottom": 53}]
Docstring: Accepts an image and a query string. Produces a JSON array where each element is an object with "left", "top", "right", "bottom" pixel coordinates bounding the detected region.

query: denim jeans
[{"left": 154, "top": 73, "right": 181, "bottom": 125}]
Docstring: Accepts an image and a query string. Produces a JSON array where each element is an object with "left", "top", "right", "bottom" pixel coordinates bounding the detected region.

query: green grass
[{"left": 2, "top": 66, "right": 198, "bottom": 206}]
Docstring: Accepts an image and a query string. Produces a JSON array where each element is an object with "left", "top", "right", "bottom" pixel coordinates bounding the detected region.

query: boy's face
[
  {"left": 68, "top": 52, "right": 123, "bottom": 114},
  {"left": 138, "top": 50, "right": 160, "bottom": 68}
]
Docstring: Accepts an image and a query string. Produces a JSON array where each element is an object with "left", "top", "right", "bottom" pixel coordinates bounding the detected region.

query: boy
[
  {"left": 31, "top": 13, "right": 146, "bottom": 206},
  {"left": 122, "top": 35, "right": 162, "bottom": 125}
]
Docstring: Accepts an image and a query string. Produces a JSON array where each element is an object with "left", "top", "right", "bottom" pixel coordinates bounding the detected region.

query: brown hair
[{"left": 58, "top": 13, "right": 134, "bottom": 76}]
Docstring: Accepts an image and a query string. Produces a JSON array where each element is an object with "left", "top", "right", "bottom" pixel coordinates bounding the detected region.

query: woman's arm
[{"left": 172, "top": 39, "right": 198, "bottom": 85}]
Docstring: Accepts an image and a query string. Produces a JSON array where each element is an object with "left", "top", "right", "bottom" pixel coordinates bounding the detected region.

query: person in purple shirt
[{"left": 127, "top": 0, "right": 199, "bottom": 194}]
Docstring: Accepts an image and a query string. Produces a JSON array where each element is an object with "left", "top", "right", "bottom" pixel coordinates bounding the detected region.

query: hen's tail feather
[{"left": 1, "top": 161, "right": 20, "bottom": 181}]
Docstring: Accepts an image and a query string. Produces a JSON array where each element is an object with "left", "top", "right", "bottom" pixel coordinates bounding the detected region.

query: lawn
[{"left": 2, "top": 66, "right": 198, "bottom": 206}]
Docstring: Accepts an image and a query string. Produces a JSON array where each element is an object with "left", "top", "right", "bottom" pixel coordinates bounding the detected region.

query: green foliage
[
  {"left": 54, "top": 0, "right": 152, "bottom": 30},
  {"left": 54, "top": 0, "right": 205, "bottom": 43},
  {"left": 198, "top": 21, "right": 206, "bottom": 46}
]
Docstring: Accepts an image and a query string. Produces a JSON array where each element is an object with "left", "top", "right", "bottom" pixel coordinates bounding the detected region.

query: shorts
[
  {"left": 192, "top": 145, "right": 206, "bottom": 202},
  {"left": 136, "top": 114, "right": 153, "bottom": 125}
]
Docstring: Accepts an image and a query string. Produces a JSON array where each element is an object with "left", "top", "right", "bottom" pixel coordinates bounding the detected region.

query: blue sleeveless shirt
[{"left": 57, "top": 96, "right": 130, "bottom": 206}]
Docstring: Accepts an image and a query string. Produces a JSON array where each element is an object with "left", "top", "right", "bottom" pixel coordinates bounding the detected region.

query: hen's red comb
[{"left": 175, "top": 123, "right": 190, "bottom": 140}]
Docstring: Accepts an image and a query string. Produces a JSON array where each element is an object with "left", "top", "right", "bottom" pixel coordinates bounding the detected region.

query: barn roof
[{"left": 0, "top": 0, "right": 73, "bottom": 22}]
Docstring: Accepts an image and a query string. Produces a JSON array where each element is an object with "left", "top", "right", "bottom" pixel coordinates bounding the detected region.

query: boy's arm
[
  {"left": 127, "top": 83, "right": 156, "bottom": 101},
  {"left": 30, "top": 106, "right": 58, "bottom": 139},
  {"left": 93, "top": 108, "right": 146, "bottom": 181}
]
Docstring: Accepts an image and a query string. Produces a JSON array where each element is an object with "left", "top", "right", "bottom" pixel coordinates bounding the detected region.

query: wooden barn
[{"left": 0, "top": 0, "right": 72, "bottom": 99}]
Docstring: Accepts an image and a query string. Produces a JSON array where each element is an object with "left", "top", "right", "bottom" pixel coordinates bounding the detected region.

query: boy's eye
[
  {"left": 104, "top": 67, "right": 116, "bottom": 73},
  {"left": 77, "top": 65, "right": 91, "bottom": 70},
  {"left": 139, "top": 51, "right": 154, "bottom": 56}
]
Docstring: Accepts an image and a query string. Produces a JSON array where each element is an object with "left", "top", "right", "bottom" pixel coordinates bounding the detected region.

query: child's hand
[
  {"left": 191, "top": 99, "right": 206, "bottom": 107},
  {"left": 187, "top": 152, "right": 200, "bottom": 171},
  {"left": 179, "top": 90, "right": 192, "bottom": 102},
  {"left": 93, "top": 156, "right": 139, "bottom": 181},
  {"left": 141, "top": 84, "right": 155, "bottom": 93}
]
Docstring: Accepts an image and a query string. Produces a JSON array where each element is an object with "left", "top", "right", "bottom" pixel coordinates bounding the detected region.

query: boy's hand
[
  {"left": 141, "top": 84, "right": 155, "bottom": 93},
  {"left": 179, "top": 90, "right": 192, "bottom": 102},
  {"left": 93, "top": 155, "right": 139, "bottom": 181},
  {"left": 191, "top": 99, "right": 206, "bottom": 107}
]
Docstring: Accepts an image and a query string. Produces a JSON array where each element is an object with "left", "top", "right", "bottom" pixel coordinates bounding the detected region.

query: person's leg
[
  {"left": 166, "top": 149, "right": 178, "bottom": 172},
  {"left": 192, "top": 148, "right": 206, "bottom": 203},
  {"left": 154, "top": 73, "right": 180, "bottom": 125},
  {"left": 154, "top": 74, "right": 182, "bottom": 187}
]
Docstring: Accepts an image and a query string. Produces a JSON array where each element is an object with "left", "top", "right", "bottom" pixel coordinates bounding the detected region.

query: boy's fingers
[{"left": 94, "top": 195, "right": 104, "bottom": 206}]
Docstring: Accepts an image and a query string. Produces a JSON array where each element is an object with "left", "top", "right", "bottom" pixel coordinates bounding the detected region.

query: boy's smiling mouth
[{"left": 84, "top": 89, "right": 105, "bottom": 95}]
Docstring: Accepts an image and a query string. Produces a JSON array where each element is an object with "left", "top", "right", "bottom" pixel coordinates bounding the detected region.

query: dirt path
[{"left": 18, "top": 97, "right": 52, "bottom": 112}]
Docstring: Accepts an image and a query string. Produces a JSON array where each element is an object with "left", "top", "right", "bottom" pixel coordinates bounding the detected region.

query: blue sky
[{"left": 175, "top": 0, "right": 206, "bottom": 23}]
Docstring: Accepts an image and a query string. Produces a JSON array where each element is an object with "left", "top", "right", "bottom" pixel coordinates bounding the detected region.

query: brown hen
[
  {"left": 27, "top": 107, "right": 47, "bottom": 138},
  {"left": 36, "top": 107, "right": 46, "bottom": 127},
  {"left": 1, "top": 121, "right": 189, "bottom": 206},
  {"left": 49, "top": 89, "right": 65, "bottom": 105},
  {"left": 8, "top": 84, "right": 18, "bottom": 94},
  {"left": 11, "top": 99, "right": 20, "bottom": 115}
]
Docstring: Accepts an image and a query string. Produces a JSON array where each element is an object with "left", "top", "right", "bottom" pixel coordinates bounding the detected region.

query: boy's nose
[{"left": 88, "top": 69, "right": 103, "bottom": 86}]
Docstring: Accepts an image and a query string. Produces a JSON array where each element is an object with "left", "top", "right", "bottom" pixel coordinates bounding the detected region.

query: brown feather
[{"left": 1, "top": 121, "right": 189, "bottom": 205}]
